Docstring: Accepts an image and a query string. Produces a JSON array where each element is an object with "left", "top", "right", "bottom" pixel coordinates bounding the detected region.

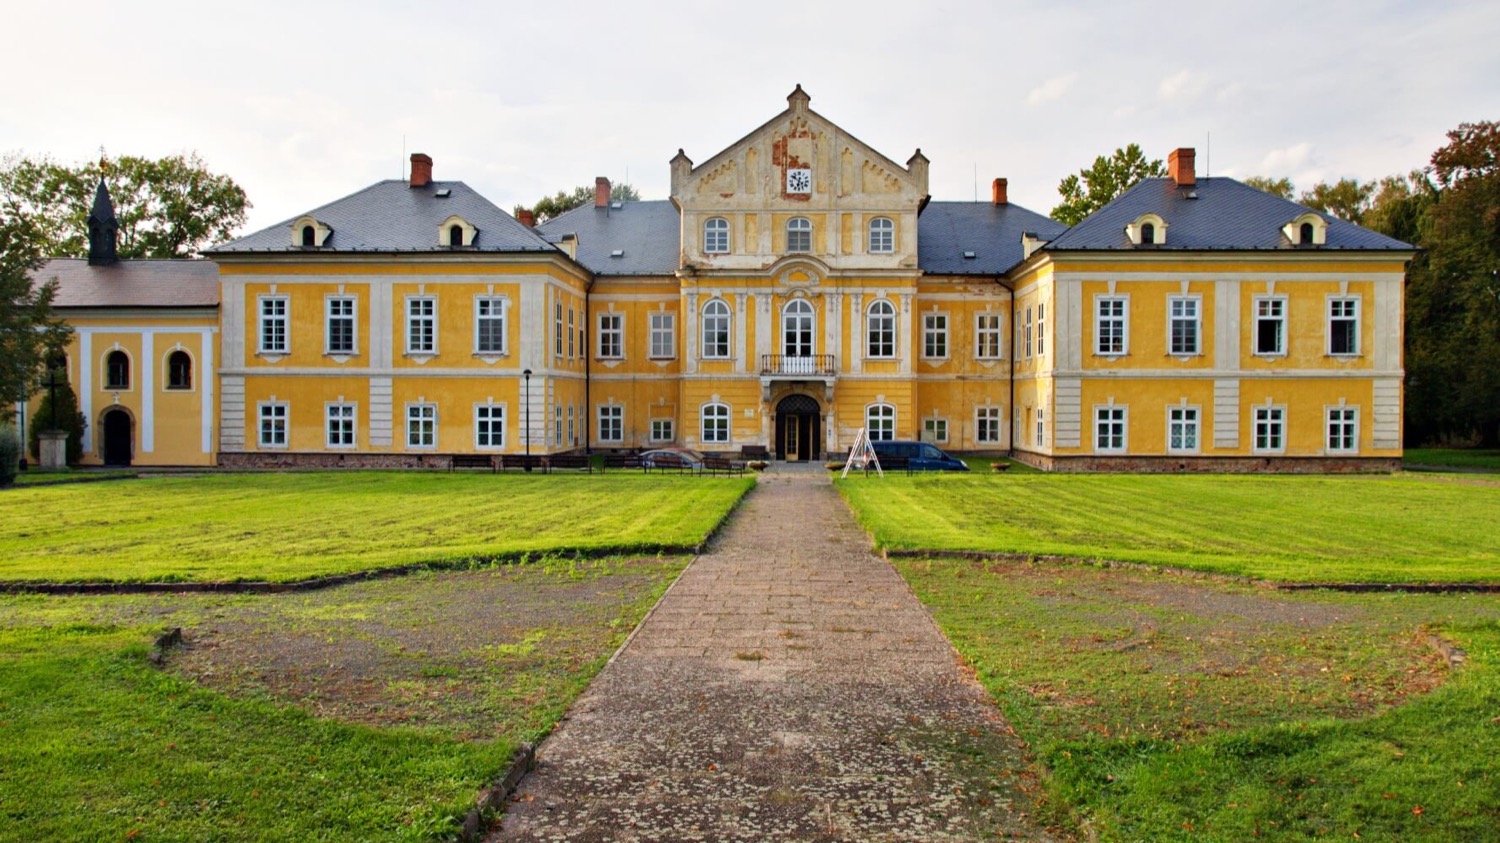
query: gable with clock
[{"left": 786, "top": 168, "right": 812, "bottom": 195}]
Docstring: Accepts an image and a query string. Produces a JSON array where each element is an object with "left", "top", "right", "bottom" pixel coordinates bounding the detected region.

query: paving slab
[{"left": 494, "top": 468, "right": 1060, "bottom": 842}]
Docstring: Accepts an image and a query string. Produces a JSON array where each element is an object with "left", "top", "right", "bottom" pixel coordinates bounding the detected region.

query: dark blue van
[{"left": 870, "top": 440, "right": 970, "bottom": 472}]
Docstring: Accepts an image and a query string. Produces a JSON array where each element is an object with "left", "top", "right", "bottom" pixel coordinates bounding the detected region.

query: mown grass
[
  {"left": 1406, "top": 448, "right": 1500, "bottom": 470},
  {"left": 896, "top": 557, "right": 1500, "bottom": 842},
  {"left": 0, "top": 558, "right": 685, "bottom": 842},
  {"left": 838, "top": 473, "right": 1500, "bottom": 583},
  {"left": 0, "top": 472, "right": 751, "bottom": 583}
]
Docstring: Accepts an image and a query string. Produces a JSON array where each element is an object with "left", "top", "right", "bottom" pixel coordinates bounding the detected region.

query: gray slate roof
[
  {"left": 918, "top": 202, "right": 1068, "bottom": 275},
  {"left": 38, "top": 259, "right": 219, "bottom": 308},
  {"left": 209, "top": 180, "right": 557, "bottom": 254},
  {"left": 1045, "top": 177, "right": 1413, "bottom": 251},
  {"left": 537, "top": 201, "right": 682, "bottom": 275}
]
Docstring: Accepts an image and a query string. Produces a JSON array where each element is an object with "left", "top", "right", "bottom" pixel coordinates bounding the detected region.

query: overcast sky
[{"left": 5, "top": 0, "right": 1497, "bottom": 238}]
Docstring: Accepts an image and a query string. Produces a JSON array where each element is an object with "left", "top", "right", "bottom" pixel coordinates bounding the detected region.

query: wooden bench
[
  {"left": 497, "top": 453, "right": 548, "bottom": 473},
  {"left": 546, "top": 454, "right": 592, "bottom": 473},
  {"left": 602, "top": 454, "right": 645, "bottom": 472},
  {"left": 740, "top": 445, "right": 769, "bottom": 461},
  {"left": 701, "top": 456, "right": 747, "bottom": 476},
  {"left": 449, "top": 454, "right": 496, "bottom": 472}
]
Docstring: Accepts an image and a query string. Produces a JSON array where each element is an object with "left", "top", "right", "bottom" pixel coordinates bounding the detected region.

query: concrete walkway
[{"left": 495, "top": 467, "right": 1058, "bottom": 842}]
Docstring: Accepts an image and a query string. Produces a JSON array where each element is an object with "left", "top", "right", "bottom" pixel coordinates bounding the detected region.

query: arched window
[
  {"left": 301, "top": 225, "right": 316, "bottom": 247},
  {"left": 701, "top": 402, "right": 730, "bottom": 444},
  {"left": 867, "top": 299, "right": 896, "bottom": 358},
  {"left": 1141, "top": 222, "right": 1156, "bottom": 245},
  {"left": 166, "top": 350, "right": 192, "bottom": 390},
  {"left": 702, "top": 299, "right": 731, "bottom": 358},
  {"left": 868, "top": 217, "right": 894, "bottom": 253},
  {"left": 1300, "top": 222, "right": 1315, "bottom": 245},
  {"left": 867, "top": 404, "right": 895, "bottom": 441},
  {"left": 704, "top": 217, "right": 729, "bottom": 254},
  {"left": 786, "top": 217, "right": 812, "bottom": 253},
  {"left": 450, "top": 225, "right": 465, "bottom": 247},
  {"left": 783, "top": 299, "right": 814, "bottom": 357},
  {"left": 105, "top": 350, "right": 130, "bottom": 390}
]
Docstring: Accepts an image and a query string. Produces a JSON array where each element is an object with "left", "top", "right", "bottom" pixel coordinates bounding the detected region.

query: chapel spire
[{"left": 87, "top": 178, "right": 119, "bottom": 266}]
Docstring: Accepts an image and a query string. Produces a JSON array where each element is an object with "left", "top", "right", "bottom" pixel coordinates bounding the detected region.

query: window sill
[
  {"left": 1252, "top": 352, "right": 1287, "bottom": 359},
  {"left": 404, "top": 353, "right": 437, "bottom": 365},
  {"left": 255, "top": 351, "right": 287, "bottom": 364},
  {"left": 1326, "top": 353, "right": 1361, "bottom": 360},
  {"left": 163, "top": 386, "right": 194, "bottom": 393},
  {"left": 474, "top": 352, "right": 508, "bottom": 365},
  {"left": 324, "top": 352, "right": 358, "bottom": 364},
  {"left": 1093, "top": 353, "right": 1129, "bottom": 360},
  {"left": 647, "top": 355, "right": 677, "bottom": 361}
]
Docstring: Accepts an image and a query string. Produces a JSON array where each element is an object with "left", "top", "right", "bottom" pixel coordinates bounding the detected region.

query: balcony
[{"left": 760, "top": 354, "right": 836, "bottom": 377}]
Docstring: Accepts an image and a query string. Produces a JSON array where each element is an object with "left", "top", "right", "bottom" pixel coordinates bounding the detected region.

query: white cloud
[
  {"left": 1259, "top": 142, "right": 1314, "bottom": 175},
  {"left": 1158, "top": 69, "right": 1208, "bottom": 102},
  {"left": 1027, "top": 73, "right": 1078, "bottom": 106}
]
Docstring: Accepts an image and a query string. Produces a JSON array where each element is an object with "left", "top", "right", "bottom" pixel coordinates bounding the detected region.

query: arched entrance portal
[
  {"left": 775, "top": 394, "right": 820, "bottom": 462},
  {"left": 101, "top": 409, "right": 133, "bottom": 466}
]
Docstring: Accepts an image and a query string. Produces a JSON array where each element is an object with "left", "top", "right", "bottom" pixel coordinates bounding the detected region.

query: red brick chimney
[
  {"left": 516, "top": 208, "right": 535, "bottom": 227},
  {"left": 594, "top": 177, "right": 610, "bottom": 208},
  {"left": 992, "top": 178, "right": 1008, "bottom": 205},
  {"left": 409, "top": 153, "right": 433, "bottom": 188},
  {"left": 1168, "top": 148, "right": 1196, "bottom": 187}
]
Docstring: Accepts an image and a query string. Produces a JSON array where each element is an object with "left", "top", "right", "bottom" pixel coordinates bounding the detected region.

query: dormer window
[
  {"left": 1125, "top": 213, "right": 1167, "bottom": 246},
  {"left": 1284, "top": 213, "right": 1327, "bottom": 246},
  {"left": 291, "top": 216, "right": 332, "bottom": 248},
  {"left": 440, "top": 215, "right": 477, "bottom": 248},
  {"left": 787, "top": 217, "right": 812, "bottom": 253}
]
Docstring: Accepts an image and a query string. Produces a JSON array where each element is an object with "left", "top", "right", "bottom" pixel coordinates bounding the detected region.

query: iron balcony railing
[{"left": 760, "top": 354, "right": 836, "bottom": 377}]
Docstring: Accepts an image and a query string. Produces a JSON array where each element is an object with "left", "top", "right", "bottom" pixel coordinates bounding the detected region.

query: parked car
[
  {"left": 639, "top": 448, "right": 706, "bottom": 470},
  {"left": 869, "top": 440, "right": 970, "bottom": 472}
]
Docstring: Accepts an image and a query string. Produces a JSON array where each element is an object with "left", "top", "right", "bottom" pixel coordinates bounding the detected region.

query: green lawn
[
  {"left": 0, "top": 472, "right": 752, "bottom": 583},
  {"left": 838, "top": 473, "right": 1500, "bottom": 583},
  {"left": 1406, "top": 448, "right": 1500, "bottom": 471},
  {"left": 897, "top": 556, "right": 1500, "bottom": 842}
]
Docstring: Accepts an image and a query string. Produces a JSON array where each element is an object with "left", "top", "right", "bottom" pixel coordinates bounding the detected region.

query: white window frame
[
  {"left": 701, "top": 402, "right": 730, "bottom": 444},
  {"left": 1166, "top": 405, "right": 1200, "bottom": 454},
  {"left": 977, "top": 407, "right": 1004, "bottom": 444},
  {"left": 866, "top": 299, "right": 896, "bottom": 359},
  {"left": 701, "top": 299, "right": 731, "bottom": 359},
  {"left": 554, "top": 301, "right": 564, "bottom": 358},
  {"left": 567, "top": 405, "right": 575, "bottom": 446},
  {"left": 1328, "top": 296, "right": 1360, "bottom": 357},
  {"left": 258, "top": 401, "right": 288, "bottom": 449},
  {"left": 704, "top": 217, "right": 729, "bottom": 254},
  {"left": 567, "top": 308, "right": 576, "bottom": 359},
  {"left": 164, "top": 349, "right": 194, "bottom": 391},
  {"left": 103, "top": 348, "right": 132, "bottom": 391},
  {"left": 783, "top": 299, "right": 815, "bottom": 358},
  {"left": 597, "top": 312, "right": 624, "bottom": 359},
  {"left": 258, "top": 295, "right": 289, "bottom": 354},
  {"left": 1252, "top": 406, "right": 1286, "bottom": 454},
  {"left": 1036, "top": 303, "right": 1046, "bottom": 357},
  {"left": 406, "top": 403, "right": 437, "bottom": 449},
  {"left": 786, "top": 217, "right": 812, "bottom": 253},
  {"left": 650, "top": 418, "right": 674, "bottom": 443},
  {"left": 649, "top": 312, "right": 675, "bottom": 359},
  {"left": 1024, "top": 307, "right": 1034, "bottom": 359},
  {"left": 1254, "top": 296, "right": 1288, "bottom": 357},
  {"left": 868, "top": 217, "right": 894, "bottom": 254},
  {"left": 405, "top": 296, "right": 436, "bottom": 355},
  {"left": 1094, "top": 406, "right": 1127, "bottom": 453},
  {"left": 922, "top": 312, "right": 949, "bottom": 359},
  {"left": 975, "top": 313, "right": 1004, "bottom": 360},
  {"left": 554, "top": 405, "right": 563, "bottom": 447},
  {"left": 1167, "top": 295, "right": 1201, "bottom": 356},
  {"left": 923, "top": 417, "right": 949, "bottom": 444},
  {"left": 325, "top": 402, "right": 356, "bottom": 449},
  {"left": 597, "top": 405, "right": 624, "bottom": 443},
  {"left": 474, "top": 296, "right": 508, "bottom": 356},
  {"left": 1326, "top": 406, "right": 1359, "bottom": 453},
  {"left": 866, "top": 403, "right": 896, "bottom": 441},
  {"left": 325, "top": 295, "right": 356, "bottom": 356},
  {"left": 1095, "top": 295, "right": 1129, "bottom": 357},
  {"left": 474, "top": 403, "right": 505, "bottom": 449},
  {"left": 1035, "top": 407, "right": 1045, "bottom": 448}
]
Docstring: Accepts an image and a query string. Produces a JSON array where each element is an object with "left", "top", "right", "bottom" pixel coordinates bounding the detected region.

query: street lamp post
[{"left": 522, "top": 368, "right": 532, "bottom": 473}]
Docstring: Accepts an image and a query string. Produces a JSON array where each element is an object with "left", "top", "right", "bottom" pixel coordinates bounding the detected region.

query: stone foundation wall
[
  {"left": 1010, "top": 451, "right": 1401, "bottom": 474},
  {"left": 218, "top": 452, "right": 456, "bottom": 470}
]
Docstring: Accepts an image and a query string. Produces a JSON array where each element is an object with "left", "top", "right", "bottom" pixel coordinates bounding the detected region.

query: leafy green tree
[
  {"left": 0, "top": 423, "right": 20, "bottom": 486},
  {"left": 1049, "top": 144, "right": 1165, "bottom": 226},
  {"left": 1242, "top": 176, "right": 1295, "bottom": 199},
  {"left": 1299, "top": 178, "right": 1375, "bottom": 223},
  {"left": 517, "top": 180, "right": 642, "bottom": 224},
  {"left": 0, "top": 152, "right": 249, "bottom": 258},
  {"left": 0, "top": 207, "right": 72, "bottom": 406},
  {"left": 28, "top": 367, "right": 85, "bottom": 464}
]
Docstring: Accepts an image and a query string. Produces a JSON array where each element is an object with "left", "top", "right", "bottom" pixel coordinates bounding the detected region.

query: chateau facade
[{"left": 21, "top": 88, "right": 1413, "bottom": 470}]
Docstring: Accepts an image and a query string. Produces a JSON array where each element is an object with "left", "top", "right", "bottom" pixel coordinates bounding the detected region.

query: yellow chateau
[{"left": 21, "top": 88, "right": 1413, "bottom": 471}]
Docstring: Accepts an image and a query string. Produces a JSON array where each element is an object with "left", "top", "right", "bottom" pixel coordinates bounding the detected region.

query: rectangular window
[
  {"left": 258, "top": 402, "right": 288, "bottom": 448},
  {"left": 1327, "top": 407, "right": 1358, "bottom": 453},
  {"left": 554, "top": 406, "right": 563, "bottom": 447},
  {"left": 259, "top": 296, "right": 288, "bottom": 354},
  {"left": 598, "top": 313, "right": 623, "bottom": 359},
  {"left": 1168, "top": 406, "right": 1199, "bottom": 453},
  {"left": 977, "top": 407, "right": 1003, "bottom": 444},
  {"left": 1035, "top": 407, "right": 1045, "bottom": 448},
  {"left": 407, "top": 403, "right": 436, "bottom": 448},
  {"left": 326, "top": 296, "right": 355, "bottom": 355},
  {"left": 555, "top": 302, "right": 564, "bottom": 358},
  {"left": 1168, "top": 296, "right": 1200, "bottom": 356},
  {"left": 1095, "top": 296, "right": 1128, "bottom": 356},
  {"left": 1255, "top": 297, "right": 1286, "bottom": 355},
  {"left": 1095, "top": 406, "right": 1127, "bottom": 452},
  {"left": 701, "top": 404, "right": 730, "bottom": 444},
  {"left": 406, "top": 297, "right": 436, "bottom": 354},
  {"left": 976, "top": 314, "right": 1004, "bottom": 359},
  {"left": 650, "top": 418, "right": 674, "bottom": 442},
  {"left": 598, "top": 405, "right": 623, "bottom": 443},
  {"left": 475, "top": 297, "right": 507, "bottom": 355},
  {"left": 1253, "top": 406, "right": 1285, "bottom": 453},
  {"left": 923, "top": 417, "right": 948, "bottom": 444},
  {"left": 475, "top": 404, "right": 504, "bottom": 449},
  {"left": 567, "top": 405, "right": 575, "bottom": 446},
  {"left": 567, "top": 308, "right": 576, "bottom": 359},
  {"left": 1024, "top": 307, "right": 1034, "bottom": 359},
  {"left": 649, "top": 312, "right": 675, "bottom": 359},
  {"left": 326, "top": 403, "right": 355, "bottom": 448},
  {"left": 922, "top": 313, "right": 948, "bottom": 359},
  {"left": 867, "top": 405, "right": 895, "bottom": 441},
  {"left": 1329, "top": 298, "right": 1359, "bottom": 355}
]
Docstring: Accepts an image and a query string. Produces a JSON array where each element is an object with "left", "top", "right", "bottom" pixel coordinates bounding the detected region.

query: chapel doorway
[
  {"left": 775, "top": 394, "right": 820, "bottom": 462},
  {"left": 102, "top": 409, "right": 133, "bottom": 466}
]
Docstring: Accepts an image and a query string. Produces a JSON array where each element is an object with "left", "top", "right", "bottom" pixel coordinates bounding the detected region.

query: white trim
[
  {"left": 1325, "top": 404, "right": 1360, "bottom": 454},
  {"left": 597, "top": 311, "right": 625, "bottom": 360},
  {"left": 473, "top": 294, "right": 510, "bottom": 359},
  {"left": 473, "top": 402, "right": 506, "bottom": 450},
  {"left": 1326, "top": 294, "right": 1361, "bottom": 357},
  {"left": 1251, "top": 404, "right": 1287, "bottom": 454},
  {"left": 257, "top": 294, "right": 289, "bottom": 356},
  {"left": 405, "top": 402, "right": 438, "bottom": 449},
  {"left": 1166, "top": 294, "right": 1203, "bottom": 357},
  {"left": 921, "top": 310, "right": 950, "bottom": 360},
  {"left": 648, "top": 311, "right": 676, "bottom": 360},
  {"left": 324, "top": 294, "right": 359, "bottom": 357},
  {"left": 1093, "top": 404, "right": 1128, "bottom": 454},
  {"left": 976, "top": 406, "right": 1004, "bottom": 445},
  {"left": 1252, "top": 295, "right": 1288, "bottom": 357},
  {"left": 1094, "top": 294, "right": 1129, "bottom": 357},
  {"left": 325, "top": 401, "right": 358, "bottom": 449},
  {"left": 1166, "top": 404, "right": 1201, "bottom": 454},
  {"left": 700, "top": 401, "right": 731, "bottom": 444},
  {"left": 140, "top": 333, "right": 153, "bottom": 453},
  {"left": 404, "top": 294, "right": 438, "bottom": 357},
  {"left": 257, "top": 401, "right": 289, "bottom": 449}
]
